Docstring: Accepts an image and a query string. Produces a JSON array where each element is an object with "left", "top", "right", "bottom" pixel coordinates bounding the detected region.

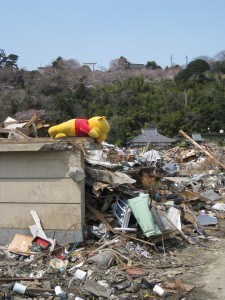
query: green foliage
[
  {"left": 175, "top": 59, "right": 210, "bottom": 83},
  {"left": 211, "top": 60, "right": 225, "bottom": 74},
  {"left": 188, "top": 59, "right": 210, "bottom": 74},
  {"left": 118, "top": 56, "right": 130, "bottom": 69},
  {"left": 0, "top": 50, "right": 18, "bottom": 68},
  {"left": 108, "top": 115, "right": 128, "bottom": 145},
  {"left": 1, "top": 54, "right": 225, "bottom": 146},
  {"left": 146, "top": 61, "right": 161, "bottom": 69},
  {"left": 53, "top": 83, "right": 90, "bottom": 121},
  {"left": 52, "top": 56, "right": 63, "bottom": 68},
  {"left": 41, "top": 85, "right": 63, "bottom": 96}
]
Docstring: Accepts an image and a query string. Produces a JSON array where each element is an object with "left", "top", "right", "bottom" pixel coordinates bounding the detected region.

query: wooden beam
[
  {"left": 0, "top": 277, "right": 47, "bottom": 281},
  {"left": 85, "top": 202, "right": 115, "bottom": 232},
  {"left": 24, "top": 114, "right": 39, "bottom": 129},
  {"left": 0, "top": 128, "right": 10, "bottom": 133}
]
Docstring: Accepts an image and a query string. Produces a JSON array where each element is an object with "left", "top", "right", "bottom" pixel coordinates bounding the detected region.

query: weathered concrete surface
[{"left": 0, "top": 138, "right": 87, "bottom": 244}]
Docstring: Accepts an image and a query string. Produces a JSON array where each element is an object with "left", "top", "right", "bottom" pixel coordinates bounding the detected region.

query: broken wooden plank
[
  {"left": 14, "top": 129, "right": 29, "bottom": 138},
  {"left": 85, "top": 202, "right": 115, "bottom": 232},
  {"left": 24, "top": 114, "right": 39, "bottom": 128},
  {"left": 179, "top": 130, "right": 225, "bottom": 170},
  {"left": 0, "top": 277, "right": 47, "bottom": 281},
  {"left": 0, "top": 128, "right": 10, "bottom": 133}
]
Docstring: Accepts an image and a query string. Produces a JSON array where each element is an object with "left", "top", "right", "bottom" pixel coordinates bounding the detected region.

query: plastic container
[
  {"left": 55, "top": 286, "right": 67, "bottom": 299},
  {"left": 153, "top": 284, "right": 165, "bottom": 296},
  {"left": 13, "top": 282, "right": 27, "bottom": 294}
]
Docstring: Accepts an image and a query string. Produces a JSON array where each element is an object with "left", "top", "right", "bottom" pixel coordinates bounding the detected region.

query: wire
[{"left": 61, "top": 223, "right": 85, "bottom": 254}]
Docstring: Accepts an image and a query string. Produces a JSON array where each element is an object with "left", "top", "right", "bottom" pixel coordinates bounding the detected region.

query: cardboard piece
[{"left": 8, "top": 234, "right": 33, "bottom": 256}]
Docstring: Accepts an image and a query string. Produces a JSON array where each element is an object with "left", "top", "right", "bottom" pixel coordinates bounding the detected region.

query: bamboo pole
[{"left": 179, "top": 129, "right": 225, "bottom": 170}]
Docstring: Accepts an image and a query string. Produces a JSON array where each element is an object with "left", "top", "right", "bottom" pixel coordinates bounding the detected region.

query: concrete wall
[{"left": 0, "top": 140, "right": 85, "bottom": 244}]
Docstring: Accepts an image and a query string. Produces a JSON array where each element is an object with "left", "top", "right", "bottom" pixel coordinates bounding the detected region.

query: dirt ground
[{"left": 176, "top": 218, "right": 225, "bottom": 300}]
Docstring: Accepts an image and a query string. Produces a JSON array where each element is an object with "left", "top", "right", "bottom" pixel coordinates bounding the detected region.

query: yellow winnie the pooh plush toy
[{"left": 48, "top": 116, "right": 110, "bottom": 143}]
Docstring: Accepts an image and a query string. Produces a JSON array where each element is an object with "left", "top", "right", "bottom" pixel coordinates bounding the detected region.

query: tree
[
  {"left": 118, "top": 56, "right": 130, "bottom": 69},
  {"left": 0, "top": 50, "right": 18, "bottom": 68},
  {"left": 109, "top": 57, "right": 131, "bottom": 71},
  {"left": 146, "top": 61, "right": 161, "bottom": 69},
  {"left": 175, "top": 59, "right": 210, "bottom": 82},
  {"left": 108, "top": 115, "right": 128, "bottom": 145},
  {"left": 52, "top": 56, "right": 63, "bottom": 68},
  {"left": 52, "top": 57, "right": 80, "bottom": 70},
  {"left": 211, "top": 60, "right": 225, "bottom": 74},
  {"left": 188, "top": 59, "right": 210, "bottom": 75},
  {"left": 6, "top": 54, "right": 19, "bottom": 68},
  {"left": 0, "top": 49, "right": 6, "bottom": 67},
  {"left": 192, "top": 55, "right": 213, "bottom": 64}
]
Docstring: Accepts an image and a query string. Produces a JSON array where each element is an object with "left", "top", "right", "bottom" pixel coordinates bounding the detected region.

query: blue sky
[{"left": 1, "top": 0, "right": 225, "bottom": 70}]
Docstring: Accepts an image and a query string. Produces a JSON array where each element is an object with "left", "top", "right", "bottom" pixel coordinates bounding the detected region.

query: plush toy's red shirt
[{"left": 75, "top": 119, "right": 91, "bottom": 136}]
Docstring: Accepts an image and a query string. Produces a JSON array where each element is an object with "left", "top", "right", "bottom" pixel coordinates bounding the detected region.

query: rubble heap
[{"left": 1, "top": 128, "right": 225, "bottom": 299}]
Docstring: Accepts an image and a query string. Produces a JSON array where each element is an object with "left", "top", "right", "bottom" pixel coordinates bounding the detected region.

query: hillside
[{"left": 0, "top": 56, "right": 225, "bottom": 146}]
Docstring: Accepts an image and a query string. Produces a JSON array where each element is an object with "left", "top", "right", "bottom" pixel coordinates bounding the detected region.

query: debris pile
[
  {"left": 0, "top": 114, "right": 49, "bottom": 140},
  {"left": 1, "top": 128, "right": 225, "bottom": 299}
]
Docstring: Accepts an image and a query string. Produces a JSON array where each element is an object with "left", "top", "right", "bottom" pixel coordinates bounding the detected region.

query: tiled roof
[{"left": 129, "top": 128, "right": 177, "bottom": 144}]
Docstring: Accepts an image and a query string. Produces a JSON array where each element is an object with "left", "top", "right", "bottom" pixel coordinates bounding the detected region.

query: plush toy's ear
[{"left": 98, "top": 116, "right": 106, "bottom": 120}]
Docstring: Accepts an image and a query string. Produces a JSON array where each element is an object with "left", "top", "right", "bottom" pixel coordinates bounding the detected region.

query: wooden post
[
  {"left": 179, "top": 130, "right": 225, "bottom": 170},
  {"left": 144, "top": 138, "right": 151, "bottom": 153}
]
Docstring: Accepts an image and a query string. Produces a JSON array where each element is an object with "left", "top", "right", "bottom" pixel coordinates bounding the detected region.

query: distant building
[
  {"left": 177, "top": 131, "right": 225, "bottom": 145},
  {"left": 201, "top": 131, "right": 225, "bottom": 144},
  {"left": 128, "top": 128, "right": 177, "bottom": 148},
  {"left": 191, "top": 133, "right": 205, "bottom": 143},
  {"left": 128, "top": 63, "right": 145, "bottom": 70}
]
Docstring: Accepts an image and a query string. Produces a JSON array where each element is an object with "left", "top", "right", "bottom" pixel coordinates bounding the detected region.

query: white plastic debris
[
  {"left": 212, "top": 203, "right": 225, "bottom": 211},
  {"left": 74, "top": 269, "right": 87, "bottom": 280}
]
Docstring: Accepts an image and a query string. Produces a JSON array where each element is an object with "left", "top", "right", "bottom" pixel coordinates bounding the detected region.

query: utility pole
[
  {"left": 83, "top": 62, "right": 97, "bottom": 71},
  {"left": 185, "top": 55, "right": 188, "bottom": 67},
  {"left": 170, "top": 55, "right": 173, "bottom": 68}
]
